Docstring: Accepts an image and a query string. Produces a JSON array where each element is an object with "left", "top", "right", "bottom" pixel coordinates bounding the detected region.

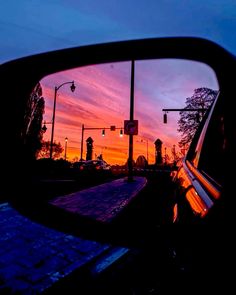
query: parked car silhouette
[
  {"left": 72, "top": 160, "right": 86, "bottom": 169},
  {"left": 79, "top": 160, "right": 111, "bottom": 171}
]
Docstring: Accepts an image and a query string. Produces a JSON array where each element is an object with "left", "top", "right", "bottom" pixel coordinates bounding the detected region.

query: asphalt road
[
  {"left": 43, "top": 171, "right": 179, "bottom": 295},
  {"left": 5, "top": 170, "right": 186, "bottom": 294}
]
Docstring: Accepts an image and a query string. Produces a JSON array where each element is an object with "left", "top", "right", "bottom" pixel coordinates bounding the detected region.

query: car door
[{"left": 173, "top": 91, "right": 225, "bottom": 223}]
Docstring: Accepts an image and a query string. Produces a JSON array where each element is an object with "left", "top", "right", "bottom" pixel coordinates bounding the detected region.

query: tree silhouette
[
  {"left": 178, "top": 87, "right": 218, "bottom": 148},
  {"left": 37, "top": 140, "right": 63, "bottom": 159},
  {"left": 21, "top": 82, "right": 45, "bottom": 160},
  {"left": 136, "top": 155, "right": 148, "bottom": 168}
]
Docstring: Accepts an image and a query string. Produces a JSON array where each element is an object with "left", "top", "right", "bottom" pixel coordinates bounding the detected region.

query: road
[
  {"left": 4, "top": 169, "right": 184, "bottom": 294},
  {"left": 43, "top": 170, "right": 179, "bottom": 294}
]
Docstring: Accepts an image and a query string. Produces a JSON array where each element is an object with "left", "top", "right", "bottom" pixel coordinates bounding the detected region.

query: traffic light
[
  {"left": 70, "top": 81, "right": 76, "bottom": 92},
  {"left": 102, "top": 129, "right": 105, "bottom": 136},
  {"left": 42, "top": 124, "right": 47, "bottom": 132},
  {"left": 163, "top": 113, "right": 167, "bottom": 124}
]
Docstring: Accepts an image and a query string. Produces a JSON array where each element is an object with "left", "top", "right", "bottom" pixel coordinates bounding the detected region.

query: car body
[
  {"left": 72, "top": 160, "right": 86, "bottom": 169},
  {"left": 169, "top": 86, "right": 232, "bottom": 292},
  {"left": 80, "top": 160, "right": 111, "bottom": 171},
  {"left": 172, "top": 91, "right": 223, "bottom": 223}
]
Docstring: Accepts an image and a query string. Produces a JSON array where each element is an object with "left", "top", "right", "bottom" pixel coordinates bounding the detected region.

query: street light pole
[
  {"left": 80, "top": 124, "right": 84, "bottom": 161},
  {"left": 64, "top": 137, "right": 68, "bottom": 160},
  {"left": 49, "top": 81, "right": 75, "bottom": 159},
  {"left": 50, "top": 86, "right": 57, "bottom": 159}
]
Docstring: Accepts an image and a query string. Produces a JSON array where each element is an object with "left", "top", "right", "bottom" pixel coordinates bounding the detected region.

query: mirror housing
[{"left": 0, "top": 37, "right": 234, "bottom": 243}]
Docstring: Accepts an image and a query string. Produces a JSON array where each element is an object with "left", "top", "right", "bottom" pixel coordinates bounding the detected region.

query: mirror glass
[
  {"left": 18, "top": 58, "right": 219, "bottom": 223},
  {"left": 3, "top": 57, "right": 223, "bottom": 294},
  {"left": 38, "top": 59, "right": 218, "bottom": 166}
]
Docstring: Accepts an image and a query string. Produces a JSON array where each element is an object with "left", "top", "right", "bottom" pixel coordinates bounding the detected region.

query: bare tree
[{"left": 178, "top": 87, "right": 218, "bottom": 148}]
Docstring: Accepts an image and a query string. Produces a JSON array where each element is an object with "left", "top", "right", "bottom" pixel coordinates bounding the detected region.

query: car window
[
  {"left": 188, "top": 93, "right": 225, "bottom": 187},
  {"left": 198, "top": 96, "right": 226, "bottom": 186}
]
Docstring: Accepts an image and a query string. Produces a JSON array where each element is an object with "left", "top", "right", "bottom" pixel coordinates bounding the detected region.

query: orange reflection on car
[{"left": 186, "top": 187, "right": 208, "bottom": 217}]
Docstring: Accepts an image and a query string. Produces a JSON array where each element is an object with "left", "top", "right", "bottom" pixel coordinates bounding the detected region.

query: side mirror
[{"left": 0, "top": 37, "right": 234, "bottom": 244}]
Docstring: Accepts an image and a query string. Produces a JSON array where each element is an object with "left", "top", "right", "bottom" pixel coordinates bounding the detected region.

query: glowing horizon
[{"left": 40, "top": 59, "right": 219, "bottom": 165}]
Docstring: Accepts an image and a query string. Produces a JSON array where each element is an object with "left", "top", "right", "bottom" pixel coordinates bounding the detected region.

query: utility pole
[
  {"left": 64, "top": 137, "right": 68, "bottom": 160},
  {"left": 80, "top": 124, "right": 84, "bottom": 161},
  {"left": 128, "top": 60, "right": 135, "bottom": 182}
]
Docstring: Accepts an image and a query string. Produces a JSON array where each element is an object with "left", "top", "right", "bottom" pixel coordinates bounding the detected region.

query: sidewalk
[
  {"left": 0, "top": 176, "right": 146, "bottom": 294},
  {"left": 50, "top": 176, "right": 147, "bottom": 223}
]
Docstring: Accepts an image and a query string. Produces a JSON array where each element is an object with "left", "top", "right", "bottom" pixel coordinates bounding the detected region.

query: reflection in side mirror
[
  {"left": 36, "top": 59, "right": 218, "bottom": 168},
  {"left": 9, "top": 58, "right": 219, "bottom": 221}
]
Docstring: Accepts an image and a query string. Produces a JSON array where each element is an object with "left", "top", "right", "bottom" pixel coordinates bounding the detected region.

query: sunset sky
[
  {"left": 1, "top": 1, "right": 236, "bottom": 64},
  {"left": 40, "top": 59, "right": 219, "bottom": 165},
  {"left": 0, "top": 0, "right": 232, "bottom": 165}
]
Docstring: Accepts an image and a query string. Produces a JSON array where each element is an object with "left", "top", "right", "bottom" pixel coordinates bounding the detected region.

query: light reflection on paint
[
  {"left": 176, "top": 167, "right": 192, "bottom": 188},
  {"left": 186, "top": 187, "right": 208, "bottom": 217},
  {"left": 173, "top": 204, "right": 178, "bottom": 223},
  {"left": 186, "top": 160, "right": 221, "bottom": 200}
]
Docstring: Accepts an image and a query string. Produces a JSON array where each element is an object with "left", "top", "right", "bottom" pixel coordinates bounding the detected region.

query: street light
[
  {"left": 64, "top": 137, "right": 68, "bottom": 160},
  {"left": 50, "top": 81, "right": 76, "bottom": 159},
  {"left": 41, "top": 120, "right": 53, "bottom": 133}
]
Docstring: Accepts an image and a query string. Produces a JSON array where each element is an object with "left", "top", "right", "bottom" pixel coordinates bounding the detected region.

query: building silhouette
[
  {"left": 154, "top": 138, "right": 163, "bottom": 165},
  {"left": 86, "top": 137, "right": 93, "bottom": 160}
]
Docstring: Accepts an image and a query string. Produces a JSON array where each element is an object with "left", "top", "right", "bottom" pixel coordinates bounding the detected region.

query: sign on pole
[{"left": 124, "top": 120, "right": 138, "bottom": 135}]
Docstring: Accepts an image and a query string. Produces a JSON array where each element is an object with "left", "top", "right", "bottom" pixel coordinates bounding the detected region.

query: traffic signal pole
[
  {"left": 80, "top": 125, "right": 123, "bottom": 161},
  {"left": 162, "top": 108, "right": 207, "bottom": 124}
]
